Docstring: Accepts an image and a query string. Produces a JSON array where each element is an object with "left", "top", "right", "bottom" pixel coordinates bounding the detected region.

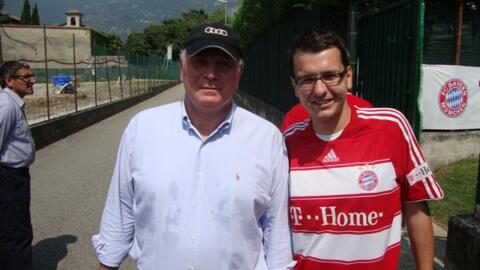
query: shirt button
[
  {"left": 192, "top": 202, "right": 197, "bottom": 208},
  {"left": 187, "top": 266, "right": 195, "bottom": 270},
  {"left": 191, "top": 235, "right": 196, "bottom": 240}
]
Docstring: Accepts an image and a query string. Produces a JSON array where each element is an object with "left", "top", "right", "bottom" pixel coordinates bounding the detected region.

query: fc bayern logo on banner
[
  {"left": 358, "top": 170, "right": 378, "bottom": 191},
  {"left": 438, "top": 78, "right": 468, "bottom": 118}
]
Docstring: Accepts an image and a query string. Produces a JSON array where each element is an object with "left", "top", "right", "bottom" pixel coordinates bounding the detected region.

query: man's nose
[
  {"left": 204, "top": 63, "right": 218, "bottom": 80},
  {"left": 311, "top": 78, "right": 328, "bottom": 95}
]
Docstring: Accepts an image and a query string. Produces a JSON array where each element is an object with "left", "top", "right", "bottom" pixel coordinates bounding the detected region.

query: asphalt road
[
  {"left": 30, "top": 84, "right": 185, "bottom": 269},
  {"left": 29, "top": 83, "right": 446, "bottom": 269}
]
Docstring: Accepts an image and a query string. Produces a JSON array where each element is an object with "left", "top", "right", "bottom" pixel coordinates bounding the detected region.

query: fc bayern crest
[
  {"left": 438, "top": 79, "right": 468, "bottom": 118},
  {"left": 358, "top": 170, "right": 378, "bottom": 191}
]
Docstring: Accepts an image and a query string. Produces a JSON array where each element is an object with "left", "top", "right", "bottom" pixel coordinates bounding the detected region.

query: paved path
[
  {"left": 29, "top": 84, "right": 447, "bottom": 269},
  {"left": 30, "top": 84, "right": 185, "bottom": 269}
]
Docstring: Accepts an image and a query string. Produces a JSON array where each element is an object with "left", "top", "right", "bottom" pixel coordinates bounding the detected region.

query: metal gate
[{"left": 357, "top": 0, "right": 424, "bottom": 135}]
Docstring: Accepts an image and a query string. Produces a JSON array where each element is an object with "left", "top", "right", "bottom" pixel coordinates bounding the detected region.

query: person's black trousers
[{"left": 0, "top": 166, "right": 33, "bottom": 270}]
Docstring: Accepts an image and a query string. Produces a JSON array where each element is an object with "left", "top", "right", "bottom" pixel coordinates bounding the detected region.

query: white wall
[{"left": 0, "top": 25, "right": 92, "bottom": 69}]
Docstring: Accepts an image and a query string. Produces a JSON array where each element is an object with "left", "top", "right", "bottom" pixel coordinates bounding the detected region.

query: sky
[
  {"left": 3, "top": 0, "right": 240, "bottom": 38},
  {"left": 3, "top": 0, "right": 240, "bottom": 25}
]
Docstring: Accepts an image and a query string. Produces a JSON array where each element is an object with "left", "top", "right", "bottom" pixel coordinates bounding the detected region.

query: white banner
[
  {"left": 166, "top": 45, "right": 172, "bottom": 60},
  {"left": 420, "top": 65, "right": 480, "bottom": 130}
]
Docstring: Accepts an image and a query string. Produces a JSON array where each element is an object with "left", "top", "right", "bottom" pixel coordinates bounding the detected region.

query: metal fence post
[
  {"left": 128, "top": 54, "right": 132, "bottom": 97},
  {"left": 143, "top": 56, "right": 146, "bottom": 94},
  {"left": 118, "top": 53, "right": 123, "bottom": 99},
  {"left": 93, "top": 41, "right": 98, "bottom": 106},
  {"left": 0, "top": 34, "right": 3, "bottom": 64},
  {"left": 43, "top": 25, "right": 50, "bottom": 120},
  {"left": 106, "top": 55, "right": 112, "bottom": 102},
  {"left": 136, "top": 54, "right": 140, "bottom": 95},
  {"left": 73, "top": 33, "right": 78, "bottom": 112},
  {"left": 475, "top": 154, "right": 480, "bottom": 219},
  {"left": 455, "top": 1, "right": 464, "bottom": 65}
]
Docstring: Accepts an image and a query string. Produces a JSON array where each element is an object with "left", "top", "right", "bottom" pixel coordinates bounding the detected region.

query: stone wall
[
  {"left": 0, "top": 25, "right": 92, "bottom": 69},
  {"left": 421, "top": 131, "right": 480, "bottom": 171}
]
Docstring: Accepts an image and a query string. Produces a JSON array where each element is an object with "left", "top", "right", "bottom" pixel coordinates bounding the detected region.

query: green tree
[
  {"left": 125, "top": 32, "right": 147, "bottom": 56},
  {"left": 181, "top": 9, "right": 208, "bottom": 25},
  {"left": 107, "top": 34, "right": 124, "bottom": 52},
  {"left": 143, "top": 24, "right": 164, "bottom": 55},
  {"left": 233, "top": 0, "right": 288, "bottom": 44},
  {"left": 208, "top": 8, "right": 229, "bottom": 24},
  {"left": 31, "top": 3, "right": 40, "bottom": 25},
  {"left": 124, "top": 8, "right": 226, "bottom": 59},
  {"left": 20, "top": 0, "right": 31, "bottom": 25},
  {"left": 158, "top": 19, "right": 191, "bottom": 59},
  {"left": 233, "top": 0, "right": 414, "bottom": 44}
]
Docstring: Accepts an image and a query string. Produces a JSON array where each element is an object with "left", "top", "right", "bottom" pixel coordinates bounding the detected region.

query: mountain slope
[{"left": 3, "top": 0, "right": 238, "bottom": 38}]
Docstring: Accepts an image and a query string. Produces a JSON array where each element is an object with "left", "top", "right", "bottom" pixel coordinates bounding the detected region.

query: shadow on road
[
  {"left": 32, "top": 234, "right": 77, "bottom": 270},
  {"left": 399, "top": 234, "right": 447, "bottom": 269}
]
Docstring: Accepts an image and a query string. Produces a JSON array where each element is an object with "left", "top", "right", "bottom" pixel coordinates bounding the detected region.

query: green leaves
[
  {"left": 123, "top": 8, "right": 227, "bottom": 60},
  {"left": 21, "top": 0, "right": 31, "bottom": 25},
  {"left": 31, "top": 3, "right": 40, "bottom": 25}
]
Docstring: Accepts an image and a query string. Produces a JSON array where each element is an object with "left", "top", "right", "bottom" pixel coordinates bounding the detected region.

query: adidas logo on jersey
[{"left": 322, "top": 149, "right": 339, "bottom": 163}]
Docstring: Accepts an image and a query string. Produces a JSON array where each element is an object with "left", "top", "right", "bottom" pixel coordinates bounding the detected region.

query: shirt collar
[
  {"left": 3, "top": 87, "right": 25, "bottom": 109},
  {"left": 180, "top": 99, "right": 236, "bottom": 136}
]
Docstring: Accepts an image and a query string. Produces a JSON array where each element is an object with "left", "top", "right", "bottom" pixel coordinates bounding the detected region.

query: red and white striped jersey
[{"left": 284, "top": 107, "right": 443, "bottom": 270}]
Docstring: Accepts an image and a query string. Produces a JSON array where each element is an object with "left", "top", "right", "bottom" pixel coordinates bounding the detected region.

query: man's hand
[{"left": 403, "top": 201, "right": 434, "bottom": 270}]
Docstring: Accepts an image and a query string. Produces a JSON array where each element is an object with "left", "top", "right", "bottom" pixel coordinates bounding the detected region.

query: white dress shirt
[{"left": 92, "top": 101, "right": 294, "bottom": 269}]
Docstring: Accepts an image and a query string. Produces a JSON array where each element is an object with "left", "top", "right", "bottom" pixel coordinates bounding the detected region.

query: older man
[
  {"left": 283, "top": 30, "right": 443, "bottom": 270},
  {"left": 92, "top": 23, "right": 294, "bottom": 270},
  {"left": 0, "top": 61, "right": 36, "bottom": 270}
]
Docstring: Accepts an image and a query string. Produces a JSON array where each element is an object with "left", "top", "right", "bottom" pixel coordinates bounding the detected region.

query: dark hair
[
  {"left": 0, "top": 61, "right": 30, "bottom": 88},
  {"left": 288, "top": 30, "right": 350, "bottom": 76}
]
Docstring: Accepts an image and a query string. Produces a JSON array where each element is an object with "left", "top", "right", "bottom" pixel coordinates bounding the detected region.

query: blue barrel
[{"left": 52, "top": 74, "right": 71, "bottom": 89}]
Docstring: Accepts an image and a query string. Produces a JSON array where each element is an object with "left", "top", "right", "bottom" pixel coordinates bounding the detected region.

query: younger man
[{"left": 284, "top": 30, "right": 443, "bottom": 270}]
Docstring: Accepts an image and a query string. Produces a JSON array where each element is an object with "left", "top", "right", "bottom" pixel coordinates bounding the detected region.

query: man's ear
[
  {"left": 179, "top": 60, "right": 185, "bottom": 82},
  {"left": 5, "top": 77, "right": 14, "bottom": 89},
  {"left": 290, "top": 77, "right": 299, "bottom": 98},
  {"left": 237, "top": 62, "right": 244, "bottom": 77},
  {"left": 346, "top": 65, "right": 353, "bottom": 90}
]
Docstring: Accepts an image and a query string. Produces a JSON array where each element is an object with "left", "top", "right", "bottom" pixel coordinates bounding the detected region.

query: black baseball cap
[{"left": 183, "top": 23, "right": 243, "bottom": 61}]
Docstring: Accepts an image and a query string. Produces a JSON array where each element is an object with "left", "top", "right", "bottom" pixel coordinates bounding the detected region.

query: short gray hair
[{"left": 0, "top": 61, "right": 31, "bottom": 88}]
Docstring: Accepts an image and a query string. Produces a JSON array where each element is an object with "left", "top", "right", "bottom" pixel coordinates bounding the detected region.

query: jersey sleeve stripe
[
  {"left": 283, "top": 119, "right": 310, "bottom": 138},
  {"left": 356, "top": 109, "right": 443, "bottom": 199},
  {"left": 356, "top": 114, "right": 438, "bottom": 199},
  {"left": 357, "top": 108, "right": 423, "bottom": 164}
]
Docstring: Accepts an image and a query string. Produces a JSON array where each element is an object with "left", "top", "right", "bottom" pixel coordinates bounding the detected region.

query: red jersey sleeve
[
  {"left": 388, "top": 111, "right": 444, "bottom": 202},
  {"left": 281, "top": 103, "right": 309, "bottom": 133}
]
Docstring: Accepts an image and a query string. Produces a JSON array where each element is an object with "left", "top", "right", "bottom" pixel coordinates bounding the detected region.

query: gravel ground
[{"left": 24, "top": 79, "right": 164, "bottom": 124}]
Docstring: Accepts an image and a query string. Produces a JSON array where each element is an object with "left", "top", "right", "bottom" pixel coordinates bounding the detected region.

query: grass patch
[{"left": 429, "top": 158, "right": 479, "bottom": 229}]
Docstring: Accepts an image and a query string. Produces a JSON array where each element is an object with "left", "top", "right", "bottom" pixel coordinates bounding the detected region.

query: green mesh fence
[
  {"left": 239, "top": 8, "right": 348, "bottom": 112},
  {"left": 357, "top": 0, "right": 424, "bottom": 135},
  {"left": 0, "top": 27, "right": 179, "bottom": 124}
]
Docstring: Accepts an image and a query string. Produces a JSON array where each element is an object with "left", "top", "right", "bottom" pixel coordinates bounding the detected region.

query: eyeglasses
[
  {"left": 14, "top": 74, "right": 35, "bottom": 82},
  {"left": 293, "top": 68, "right": 347, "bottom": 90}
]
